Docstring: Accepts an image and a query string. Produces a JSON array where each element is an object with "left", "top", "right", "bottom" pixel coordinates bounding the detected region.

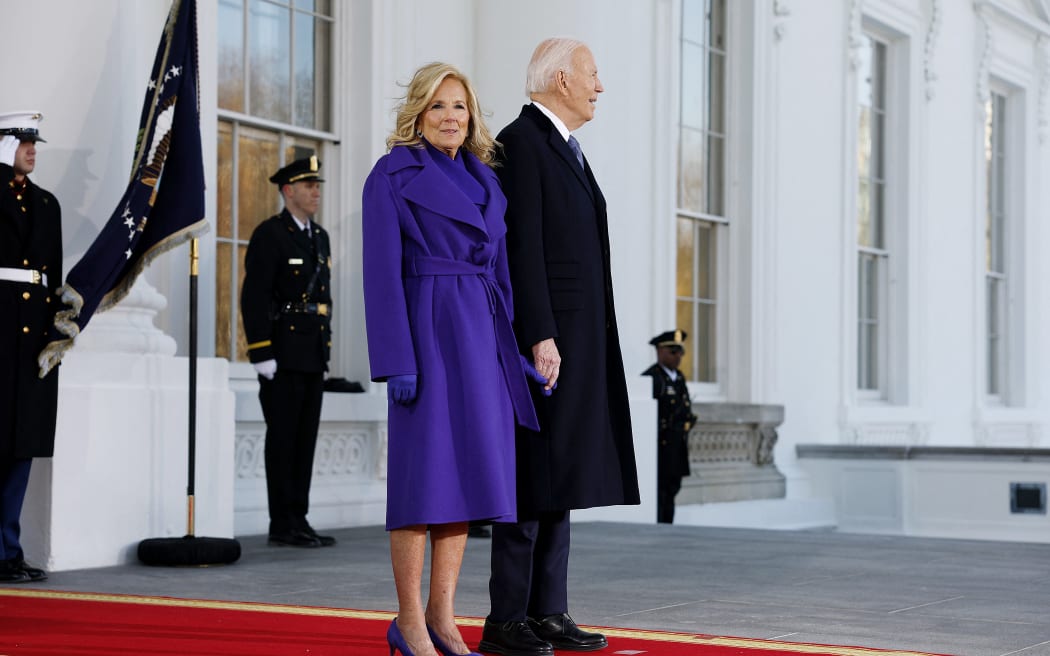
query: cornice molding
[{"left": 974, "top": 0, "right": 1050, "bottom": 37}]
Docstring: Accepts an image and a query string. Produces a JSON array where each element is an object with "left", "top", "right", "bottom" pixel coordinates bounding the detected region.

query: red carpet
[{"left": 0, "top": 589, "right": 948, "bottom": 656}]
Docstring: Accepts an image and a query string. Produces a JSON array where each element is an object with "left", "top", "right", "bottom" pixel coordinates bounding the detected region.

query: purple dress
[{"left": 362, "top": 142, "right": 539, "bottom": 530}]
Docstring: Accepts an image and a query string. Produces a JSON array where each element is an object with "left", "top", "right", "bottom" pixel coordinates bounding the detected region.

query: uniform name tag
[{"left": 288, "top": 258, "right": 303, "bottom": 265}]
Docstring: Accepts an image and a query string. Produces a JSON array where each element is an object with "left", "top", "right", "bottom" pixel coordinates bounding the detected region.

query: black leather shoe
[
  {"left": 303, "top": 526, "right": 336, "bottom": 547},
  {"left": 527, "top": 614, "right": 607, "bottom": 651},
  {"left": 0, "top": 560, "right": 30, "bottom": 584},
  {"left": 14, "top": 560, "right": 47, "bottom": 582},
  {"left": 479, "top": 619, "right": 553, "bottom": 656},
  {"left": 267, "top": 530, "right": 322, "bottom": 548}
]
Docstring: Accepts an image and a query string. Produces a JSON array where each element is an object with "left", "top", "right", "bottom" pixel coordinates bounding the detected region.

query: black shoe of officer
[
  {"left": 0, "top": 559, "right": 31, "bottom": 584},
  {"left": 14, "top": 559, "right": 47, "bottom": 582},
  {"left": 303, "top": 525, "right": 336, "bottom": 546},
  {"left": 267, "top": 529, "right": 322, "bottom": 548},
  {"left": 527, "top": 613, "right": 607, "bottom": 651},
  {"left": 478, "top": 619, "right": 554, "bottom": 656}
]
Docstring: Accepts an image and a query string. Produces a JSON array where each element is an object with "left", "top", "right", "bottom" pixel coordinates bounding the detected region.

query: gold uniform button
[
  {"left": 23, "top": 259, "right": 29, "bottom": 266},
  {"left": 22, "top": 326, "right": 30, "bottom": 334},
  {"left": 22, "top": 292, "right": 30, "bottom": 300}
]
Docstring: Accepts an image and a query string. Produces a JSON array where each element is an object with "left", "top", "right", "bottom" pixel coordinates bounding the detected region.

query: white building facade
[{"left": 7, "top": 0, "right": 1050, "bottom": 570}]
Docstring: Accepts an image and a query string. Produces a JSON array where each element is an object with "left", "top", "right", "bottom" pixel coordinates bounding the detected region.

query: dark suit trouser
[
  {"left": 258, "top": 370, "right": 324, "bottom": 535},
  {"left": 0, "top": 458, "right": 32, "bottom": 561},
  {"left": 489, "top": 510, "right": 570, "bottom": 621},
  {"left": 657, "top": 474, "right": 682, "bottom": 524}
]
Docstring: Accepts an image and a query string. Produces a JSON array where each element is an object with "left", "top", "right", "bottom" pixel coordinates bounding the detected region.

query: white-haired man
[{"left": 481, "top": 38, "right": 640, "bottom": 655}]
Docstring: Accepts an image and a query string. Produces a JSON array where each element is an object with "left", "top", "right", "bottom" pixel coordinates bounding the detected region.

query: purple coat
[{"left": 362, "top": 144, "right": 539, "bottom": 530}]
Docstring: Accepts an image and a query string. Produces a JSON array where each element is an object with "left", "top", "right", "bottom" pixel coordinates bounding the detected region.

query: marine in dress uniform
[
  {"left": 240, "top": 156, "right": 335, "bottom": 548},
  {"left": 0, "top": 111, "right": 61, "bottom": 583},
  {"left": 642, "top": 330, "right": 697, "bottom": 524}
]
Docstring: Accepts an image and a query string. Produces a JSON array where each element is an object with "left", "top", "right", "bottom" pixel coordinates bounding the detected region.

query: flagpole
[{"left": 187, "top": 237, "right": 198, "bottom": 535}]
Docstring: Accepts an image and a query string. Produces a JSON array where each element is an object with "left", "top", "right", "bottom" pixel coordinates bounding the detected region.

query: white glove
[
  {"left": 253, "top": 359, "right": 277, "bottom": 380},
  {"left": 0, "top": 136, "right": 18, "bottom": 168}
]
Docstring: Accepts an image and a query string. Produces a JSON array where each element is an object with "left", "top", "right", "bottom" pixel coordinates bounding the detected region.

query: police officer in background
[
  {"left": 0, "top": 111, "right": 61, "bottom": 582},
  {"left": 241, "top": 156, "right": 335, "bottom": 548},
  {"left": 642, "top": 330, "right": 697, "bottom": 524}
]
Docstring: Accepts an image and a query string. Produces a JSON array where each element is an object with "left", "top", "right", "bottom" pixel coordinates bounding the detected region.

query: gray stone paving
[{"left": 22, "top": 523, "right": 1050, "bottom": 656}]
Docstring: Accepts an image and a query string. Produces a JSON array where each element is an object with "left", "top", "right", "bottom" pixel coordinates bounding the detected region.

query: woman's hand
[{"left": 387, "top": 374, "right": 418, "bottom": 405}]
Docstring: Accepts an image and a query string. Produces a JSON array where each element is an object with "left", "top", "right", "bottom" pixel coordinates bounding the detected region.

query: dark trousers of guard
[
  {"left": 258, "top": 370, "right": 324, "bottom": 535},
  {"left": 657, "top": 474, "right": 682, "bottom": 524}
]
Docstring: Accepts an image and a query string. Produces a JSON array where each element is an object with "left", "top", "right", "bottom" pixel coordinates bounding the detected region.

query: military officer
[
  {"left": 0, "top": 111, "right": 61, "bottom": 582},
  {"left": 642, "top": 330, "right": 698, "bottom": 524},
  {"left": 240, "top": 156, "right": 336, "bottom": 548}
]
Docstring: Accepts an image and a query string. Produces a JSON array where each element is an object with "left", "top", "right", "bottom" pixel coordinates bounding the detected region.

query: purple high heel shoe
[
  {"left": 387, "top": 618, "right": 417, "bottom": 656},
  {"left": 427, "top": 624, "right": 482, "bottom": 656}
]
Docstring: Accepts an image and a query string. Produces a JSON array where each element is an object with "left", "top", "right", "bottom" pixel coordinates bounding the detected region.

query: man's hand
[
  {"left": 531, "top": 338, "right": 560, "bottom": 392},
  {"left": 253, "top": 359, "right": 277, "bottom": 380},
  {"left": 387, "top": 374, "right": 418, "bottom": 405},
  {"left": 0, "top": 136, "right": 18, "bottom": 168},
  {"left": 520, "top": 354, "right": 554, "bottom": 397}
]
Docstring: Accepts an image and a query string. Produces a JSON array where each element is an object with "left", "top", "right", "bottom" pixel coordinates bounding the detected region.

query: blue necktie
[{"left": 567, "top": 135, "right": 585, "bottom": 170}]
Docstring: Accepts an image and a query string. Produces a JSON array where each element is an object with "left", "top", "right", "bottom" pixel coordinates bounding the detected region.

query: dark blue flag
[{"left": 39, "top": 0, "right": 207, "bottom": 376}]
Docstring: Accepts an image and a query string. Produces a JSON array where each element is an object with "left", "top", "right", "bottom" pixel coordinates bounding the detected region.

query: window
[
  {"left": 984, "top": 91, "right": 1007, "bottom": 399},
  {"left": 215, "top": 0, "right": 334, "bottom": 362},
  {"left": 856, "top": 34, "right": 889, "bottom": 395},
  {"left": 676, "top": 0, "right": 726, "bottom": 383}
]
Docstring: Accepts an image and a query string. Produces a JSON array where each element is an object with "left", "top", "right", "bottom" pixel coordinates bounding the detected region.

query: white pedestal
[{"left": 20, "top": 278, "right": 235, "bottom": 571}]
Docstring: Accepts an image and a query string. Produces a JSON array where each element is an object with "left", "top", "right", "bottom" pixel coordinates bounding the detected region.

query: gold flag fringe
[{"left": 36, "top": 217, "right": 209, "bottom": 378}]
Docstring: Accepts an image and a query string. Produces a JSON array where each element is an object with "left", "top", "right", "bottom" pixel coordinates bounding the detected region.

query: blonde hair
[
  {"left": 386, "top": 62, "right": 497, "bottom": 165},
  {"left": 525, "top": 37, "right": 586, "bottom": 96}
]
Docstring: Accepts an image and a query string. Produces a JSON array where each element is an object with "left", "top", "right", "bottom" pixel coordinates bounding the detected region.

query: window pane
[
  {"left": 249, "top": 0, "right": 291, "bottom": 123},
  {"left": 676, "top": 299, "right": 695, "bottom": 380},
  {"left": 284, "top": 137, "right": 320, "bottom": 169},
  {"left": 680, "top": 42, "right": 705, "bottom": 129},
  {"left": 681, "top": 0, "right": 707, "bottom": 44},
  {"left": 238, "top": 127, "right": 281, "bottom": 239},
  {"left": 857, "top": 179, "right": 871, "bottom": 247},
  {"left": 676, "top": 217, "right": 694, "bottom": 298},
  {"left": 857, "top": 253, "right": 879, "bottom": 390},
  {"left": 709, "top": 0, "right": 726, "bottom": 51},
  {"left": 217, "top": 122, "right": 234, "bottom": 239},
  {"left": 215, "top": 241, "right": 233, "bottom": 360},
  {"left": 857, "top": 107, "right": 872, "bottom": 178},
  {"left": 235, "top": 243, "right": 250, "bottom": 362},
  {"left": 708, "top": 52, "right": 725, "bottom": 134},
  {"left": 706, "top": 135, "right": 724, "bottom": 216},
  {"left": 697, "top": 221, "right": 714, "bottom": 300},
  {"left": 218, "top": 0, "right": 245, "bottom": 112},
  {"left": 696, "top": 301, "right": 716, "bottom": 382},
  {"left": 296, "top": 0, "right": 331, "bottom": 14},
  {"left": 987, "top": 277, "right": 1000, "bottom": 394},
  {"left": 857, "top": 35, "right": 873, "bottom": 106},
  {"left": 294, "top": 13, "right": 330, "bottom": 129},
  {"left": 678, "top": 126, "right": 705, "bottom": 213}
]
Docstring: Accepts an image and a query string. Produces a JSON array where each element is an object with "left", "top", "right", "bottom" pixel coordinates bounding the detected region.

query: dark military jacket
[
  {"left": 642, "top": 363, "right": 695, "bottom": 480},
  {"left": 240, "top": 209, "right": 332, "bottom": 373},
  {"left": 0, "top": 163, "right": 62, "bottom": 459}
]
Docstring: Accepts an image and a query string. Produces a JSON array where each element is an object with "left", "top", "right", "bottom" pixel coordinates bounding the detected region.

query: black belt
[{"left": 278, "top": 302, "right": 329, "bottom": 316}]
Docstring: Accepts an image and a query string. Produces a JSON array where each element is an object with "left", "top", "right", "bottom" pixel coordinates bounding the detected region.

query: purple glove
[
  {"left": 520, "top": 355, "right": 554, "bottom": 397},
  {"left": 387, "top": 374, "right": 417, "bottom": 405}
]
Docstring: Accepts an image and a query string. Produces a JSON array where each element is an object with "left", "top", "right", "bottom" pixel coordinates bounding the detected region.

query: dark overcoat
[
  {"left": 0, "top": 163, "right": 62, "bottom": 459},
  {"left": 241, "top": 209, "right": 332, "bottom": 373},
  {"left": 498, "top": 104, "right": 640, "bottom": 513},
  {"left": 362, "top": 144, "right": 539, "bottom": 530}
]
